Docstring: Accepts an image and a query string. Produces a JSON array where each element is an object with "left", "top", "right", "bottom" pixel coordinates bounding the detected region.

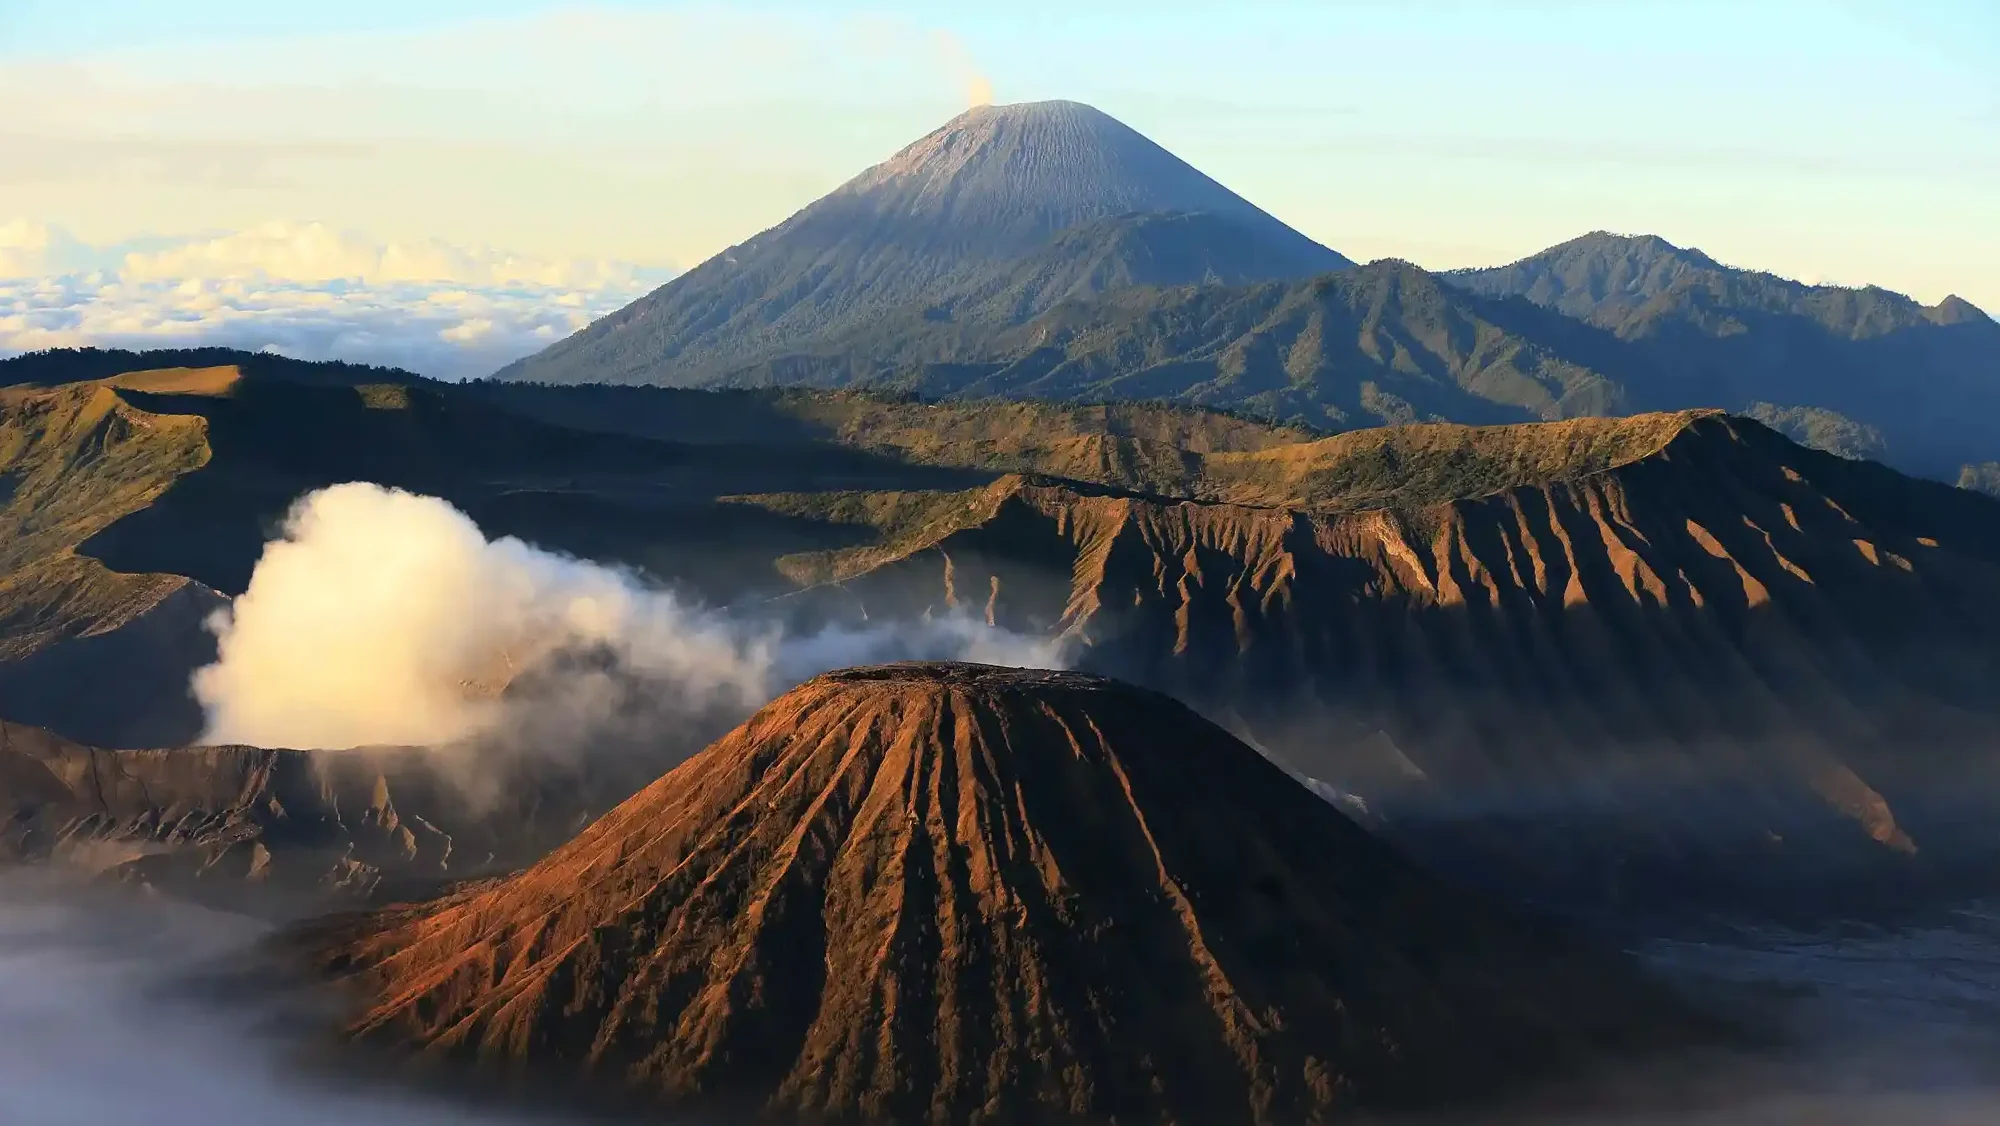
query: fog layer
[{"left": 0, "top": 871, "right": 570, "bottom": 1124}]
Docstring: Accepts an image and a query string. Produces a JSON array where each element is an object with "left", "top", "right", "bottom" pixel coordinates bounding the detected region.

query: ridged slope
[
  {"left": 714, "top": 258, "right": 1638, "bottom": 431},
  {"left": 495, "top": 101, "right": 1348, "bottom": 386},
  {"left": 0, "top": 720, "right": 637, "bottom": 912},
  {"left": 795, "top": 415, "right": 2000, "bottom": 910},
  {"left": 0, "top": 724, "right": 434, "bottom": 907},
  {"left": 0, "top": 375, "right": 220, "bottom": 745},
  {"left": 322, "top": 663, "right": 1692, "bottom": 1124},
  {"left": 1448, "top": 231, "right": 1988, "bottom": 336}
]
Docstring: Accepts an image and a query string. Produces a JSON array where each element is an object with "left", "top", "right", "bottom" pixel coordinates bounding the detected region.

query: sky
[{"left": 0, "top": 0, "right": 1994, "bottom": 377}]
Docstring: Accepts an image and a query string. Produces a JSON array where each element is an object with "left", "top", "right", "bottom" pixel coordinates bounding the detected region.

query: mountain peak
[
  {"left": 833, "top": 98, "right": 1319, "bottom": 249},
  {"left": 1932, "top": 293, "right": 1994, "bottom": 325},
  {"left": 1445, "top": 231, "right": 1729, "bottom": 317},
  {"left": 1550, "top": 230, "right": 1722, "bottom": 270},
  {"left": 495, "top": 100, "right": 1347, "bottom": 386},
  {"left": 956, "top": 97, "right": 1105, "bottom": 121}
]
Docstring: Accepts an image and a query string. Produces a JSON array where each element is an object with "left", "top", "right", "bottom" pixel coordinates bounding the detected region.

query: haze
[{"left": 6, "top": 869, "right": 1999, "bottom": 1125}]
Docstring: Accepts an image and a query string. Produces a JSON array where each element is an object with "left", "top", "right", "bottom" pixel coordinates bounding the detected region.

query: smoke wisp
[{"left": 194, "top": 482, "right": 1066, "bottom": 751}]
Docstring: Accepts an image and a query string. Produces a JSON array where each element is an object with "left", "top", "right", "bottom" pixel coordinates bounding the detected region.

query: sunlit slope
[
  {"left": 320, "top": 664, "right": 1698, "bottom": 1123},
  {"left": 0, "top": 376, "right": 218, "bottom": 662}
]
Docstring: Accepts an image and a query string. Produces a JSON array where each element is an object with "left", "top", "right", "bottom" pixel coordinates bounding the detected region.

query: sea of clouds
[{"left": 0, "top": 219, "right": 673, "bottom": 381}]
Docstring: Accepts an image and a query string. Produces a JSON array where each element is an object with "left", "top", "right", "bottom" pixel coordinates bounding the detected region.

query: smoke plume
[
  {"left": 933, "top": 29, "right": 995, "bottom": 108},
  {"left": 194, "top": 482, "right": 1065, "bottom": 750}
]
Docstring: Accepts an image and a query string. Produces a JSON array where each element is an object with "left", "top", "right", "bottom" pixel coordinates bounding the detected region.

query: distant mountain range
[
  {"left": 1449, "top": 232, "right": 1999, "bottom": 478},
  {"left": 492, "top": 101, "right": 1998, "bottom": 483}
]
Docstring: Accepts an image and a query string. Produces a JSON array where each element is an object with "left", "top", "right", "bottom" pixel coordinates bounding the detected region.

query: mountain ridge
[{"left": 1448, "top": 231, "right": 1989, "bottom": 335}]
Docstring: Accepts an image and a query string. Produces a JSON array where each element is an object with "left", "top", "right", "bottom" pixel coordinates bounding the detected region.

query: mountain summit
[
  {"left": 823, "top": 100, "right": 1326, "bottom": 248},
  {"left": 495, "top": 100, "right": 1348, "bottom": 386}
]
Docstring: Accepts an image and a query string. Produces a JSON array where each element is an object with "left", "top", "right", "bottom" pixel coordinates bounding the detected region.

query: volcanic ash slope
[{"left": 318, "top": 662, "right": 1703, "bottom": 1123}]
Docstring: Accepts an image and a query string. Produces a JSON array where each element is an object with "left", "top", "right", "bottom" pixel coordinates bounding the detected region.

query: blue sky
[{"left": 1, "top": 0, "right": 1996, "bottom": 311}]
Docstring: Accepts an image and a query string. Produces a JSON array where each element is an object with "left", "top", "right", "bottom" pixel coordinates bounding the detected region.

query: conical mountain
[
  {"left": 494, "top": 101, "right": 1349, "bottom": 387},
  {"left": 320, "top": 662, "right": 1697, "bottom": 1124}
]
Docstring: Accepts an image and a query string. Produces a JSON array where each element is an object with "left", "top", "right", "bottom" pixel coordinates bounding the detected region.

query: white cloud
[{"left": 0, "top": 221, "right": 671, "bottom": 381}]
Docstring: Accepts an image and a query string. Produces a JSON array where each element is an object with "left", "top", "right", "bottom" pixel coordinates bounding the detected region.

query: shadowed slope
[
  {"left": 0, "top": 721, "right": 629, "bottom": 914},
  {"left": 322, "top": 663, "right": 1696, "bottom": 1124},
  {"left": 1448, "top": 232, "right": 2000, "bottom": 477}
]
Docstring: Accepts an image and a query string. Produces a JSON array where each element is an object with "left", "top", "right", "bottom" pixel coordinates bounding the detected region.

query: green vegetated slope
[
  {"left": 1447, "top": 232, "right": 2000, "bottom": 478},
  {"left": 712, "top": 260, "right": 1634, "bottom": 431},
  {"left": 701, "top": 245, "right": 1998, "bottom": 481}
]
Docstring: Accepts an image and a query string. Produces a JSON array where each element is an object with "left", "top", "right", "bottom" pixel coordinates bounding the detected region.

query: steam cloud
[{"left": 194, "top": 482, "right": 1066, "bottom": 751}]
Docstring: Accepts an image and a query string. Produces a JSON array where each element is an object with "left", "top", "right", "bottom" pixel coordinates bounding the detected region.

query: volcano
[
  {"left": 320, "top": 662, "right": 1697, "bottom": 1123},
  {"left": 494, "top": 100, "right": 1349, "bottom": 387}
]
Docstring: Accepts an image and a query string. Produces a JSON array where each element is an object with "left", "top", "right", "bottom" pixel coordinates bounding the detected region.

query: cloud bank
[
  {"left": 0, "top": 871, "right": 549, "bottom": 1125},
  {"left": 194, "top": 483, "right": 1066, "bottom": 751},
  {"left": 0, "top": 221, "right": 671, "bottom": 381}
]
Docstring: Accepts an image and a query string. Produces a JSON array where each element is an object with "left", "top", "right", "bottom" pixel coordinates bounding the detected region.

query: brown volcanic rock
[
  {"left": 799, "top": 413, "right": 2000, "bottom": 911},
  {"left": 0, "top": 720, "right": 634, "bottom": 913},
  {"left": 322, "top": 662, "right": 1692, "bottom": 1124}
]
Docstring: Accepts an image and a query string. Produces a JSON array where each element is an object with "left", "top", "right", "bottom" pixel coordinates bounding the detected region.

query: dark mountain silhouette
[
  {"left": 493, "top": 100, "right": 1350, "bottom": 387},
  {"left": 1446, "top": 232, "right": 2000, "bottom": 478},
  {"left": 317, "top": 663, "right": 1700, "bottom": 1124},
  {"left": 0, "top": 345, "right": 421, "bottom": 390}
]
